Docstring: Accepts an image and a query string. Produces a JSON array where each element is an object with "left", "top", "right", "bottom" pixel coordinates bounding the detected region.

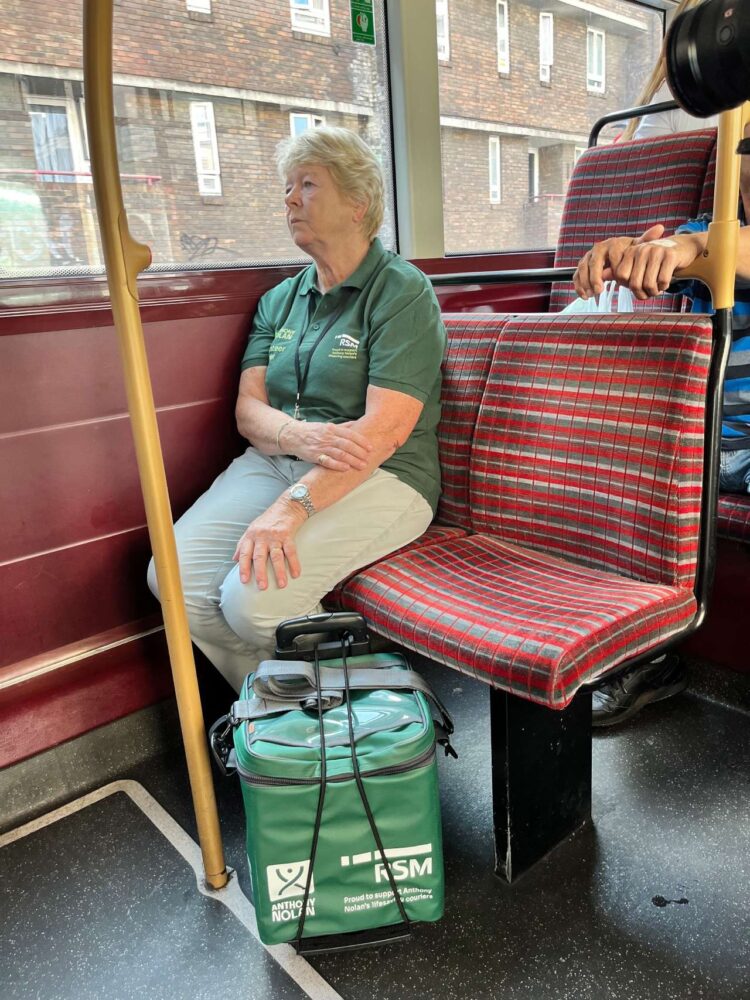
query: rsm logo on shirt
[{"left": 329, "top": 332, "right": 360, "bottom": 360}]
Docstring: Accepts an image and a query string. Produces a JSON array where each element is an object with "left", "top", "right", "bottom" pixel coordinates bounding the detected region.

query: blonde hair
[
  {"left": 621, "top": 0, "right": 704, "bottom": 141},
  {"left": 276, "top": 126, "right": 385, "bottom": 241}
]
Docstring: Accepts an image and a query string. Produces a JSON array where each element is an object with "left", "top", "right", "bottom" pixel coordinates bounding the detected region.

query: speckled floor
[{"left": 1, "top": 660, "right": 748, "bottom": 1000}]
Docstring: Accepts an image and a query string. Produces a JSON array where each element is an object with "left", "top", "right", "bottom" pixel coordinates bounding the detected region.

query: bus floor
[{"left": 1, "top": 656, "right": 748, "bottom": 1000}]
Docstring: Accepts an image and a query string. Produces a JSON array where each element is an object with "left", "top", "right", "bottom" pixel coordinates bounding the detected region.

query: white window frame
[
  {"left": 539, "top": 12, "right": 553, "bottom": 83},
  {"left": 587, "top": 28, "right": 605, "bottom": 93},
  {"left": 186, "top": 0, "right": 212, "bottom": 12},
  {"left": 27, "top": 95, "right": 90, "bottom": 181},
  {"left": 189, "top": 101, "right": 222, "bottom": 196},
  {"left": 528, "top": 148, "right": 539, "bottom": 200},
  {"left": 489, "top": 136, "right": 501, "bottom": 204},
  {"left": 290, "top": 0, "right": 330, "bottom": 37},
  {"left": 496, "top": 1, "right": 510, "bottom": 74},
  {"left": 289, "top": 112, "right": 326, "bottom": 136},
  {"left": 436, "top": 0, "right": 450, "bottom": 61}
]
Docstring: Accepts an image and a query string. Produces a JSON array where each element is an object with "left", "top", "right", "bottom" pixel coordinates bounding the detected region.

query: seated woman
[{"left": 148, "top": 127, "right": 445, "bottom": 691}]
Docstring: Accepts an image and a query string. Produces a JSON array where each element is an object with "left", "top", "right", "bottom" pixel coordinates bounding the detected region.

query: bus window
[
  {"left": 0, "top": 0, "right": 394, "bottom": 277},
  {"left": 437, "top": 0, "right": 665, "bottom": 254}
]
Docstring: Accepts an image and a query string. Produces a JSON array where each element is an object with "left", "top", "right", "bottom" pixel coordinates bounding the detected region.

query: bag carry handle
[
  {"left": 238, "top": 660, "right": 456, "bottom": 756},
  {"left": 275, "top": 612, "right": 370, "bottom": 660}
]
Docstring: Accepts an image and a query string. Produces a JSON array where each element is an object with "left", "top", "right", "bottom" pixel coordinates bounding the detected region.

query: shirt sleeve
[
  {"left": 240, "top": 288, "right": 277, "bottom": 371},
  {"left": 365, "top": 267, "right": 446, "bottom": 403}
]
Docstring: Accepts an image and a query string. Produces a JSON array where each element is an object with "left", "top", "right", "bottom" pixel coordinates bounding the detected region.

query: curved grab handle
[{"left": 275, "top": 612, "right": 370, "bottom": 654}]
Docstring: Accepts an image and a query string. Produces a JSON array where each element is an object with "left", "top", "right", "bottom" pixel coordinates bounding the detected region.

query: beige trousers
[{"left": 147, "top": 447, "right": 432, "bottom": 691}]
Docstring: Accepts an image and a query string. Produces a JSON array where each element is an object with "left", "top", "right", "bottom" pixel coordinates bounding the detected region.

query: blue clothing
[{"left": 676, "top": 215, "right": 750, "bottom": 455}]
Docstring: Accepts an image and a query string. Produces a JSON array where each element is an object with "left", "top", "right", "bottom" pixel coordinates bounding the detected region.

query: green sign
[{"left": 351, "top": 0, "right": 375, "bottom": 45}]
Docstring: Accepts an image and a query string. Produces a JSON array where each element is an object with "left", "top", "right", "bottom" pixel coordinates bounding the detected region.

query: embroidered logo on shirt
[
  {"left": 269, "top": 327, "right": 296, "bottom": 358},
  {"left": 329, "top": 333, "right": 360, "bottom": 360}
]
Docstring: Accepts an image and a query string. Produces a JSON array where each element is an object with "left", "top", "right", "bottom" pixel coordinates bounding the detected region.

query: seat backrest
[
  {"left": 469, "top": 313, "right": 713, "bottom": 589},
  {"left": 551, "top": 130, "right": 717, "bottom": 312},
  {"left": 697, "top": 140, "right": 717, "bottom": 217},
  {"left": 437, "top": 314, "right": 512, "bottom": 529}
]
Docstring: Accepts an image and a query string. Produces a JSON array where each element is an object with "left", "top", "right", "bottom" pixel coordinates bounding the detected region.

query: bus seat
[
  {"left": 340, "top": 312, "right": 712, "bottom": 707},
  {"left": 550, "top": 130, "right": 717, "bottom": 312}
]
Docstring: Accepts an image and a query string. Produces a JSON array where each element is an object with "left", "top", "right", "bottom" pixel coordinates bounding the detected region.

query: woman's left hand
[{"left": 233, "top": 502, "right": 306, "bottom": 589}]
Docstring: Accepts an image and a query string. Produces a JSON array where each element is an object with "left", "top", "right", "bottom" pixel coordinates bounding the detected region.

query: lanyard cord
[{"left": 292, "top": 296, "right": 347, "bottom": 419}]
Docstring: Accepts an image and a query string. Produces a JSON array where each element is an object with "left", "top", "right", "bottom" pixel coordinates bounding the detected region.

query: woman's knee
[
  {"left": 146, "top": 556, "right": 159, "bottom": 600},
  {"left": 220, "top": 574, "right": 315, "bottom": 648}
]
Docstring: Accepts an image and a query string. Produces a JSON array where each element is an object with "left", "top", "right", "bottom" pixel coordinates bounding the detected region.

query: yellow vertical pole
[
  {"left": 83, "top": 0, "right": 228, "bottom": 890},
  {"left": 678, "top": 103, "right": 749, "bottom": 303}
]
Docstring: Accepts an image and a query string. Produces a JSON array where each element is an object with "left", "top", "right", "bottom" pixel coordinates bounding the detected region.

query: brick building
[{"left": 0, "top": 0, "right": 660, "bottom": 273}]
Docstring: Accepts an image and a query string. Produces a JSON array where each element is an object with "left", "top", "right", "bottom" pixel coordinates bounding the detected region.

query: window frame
[
  {"left": 528, "top": 148, "right": 539, "bottom": 200},
  {"left": 496, "top": 0, "right": 510, "bottom": 75},
  {"left": 289, "top": 112, "right": 326, "bottom": 136},
  {"left": 26, "top": 95, "right": 91, "bottom": 182},
  {"left": 539, "top": 12, "right": 553, "bottom": 84},
  {"left": 488, "top": 135, "right": 502, "bottom": 204},
  {"left": 189, "top": 100, "right": 223, "bottom": 197},
  {"left": 290, "top": 0, "right": 331, "bottom": 38},
  {"left": 436, "top": 0, "right": 450, "bottom": 62},
  {"left": 186, "top": 0, "right": 212, "bottom": 12},
  {"left": 587, "top": 27, "right": 606, "bottom": 94}
]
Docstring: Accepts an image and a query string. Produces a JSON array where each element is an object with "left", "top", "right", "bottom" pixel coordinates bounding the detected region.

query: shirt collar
[{"left": 297, "top": 238, "right": 386, "bottom": 297}]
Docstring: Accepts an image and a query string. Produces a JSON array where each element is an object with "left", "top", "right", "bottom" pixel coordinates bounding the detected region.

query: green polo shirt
[{"left": 241, "top": 238, "right": 446, "bottom": 513}]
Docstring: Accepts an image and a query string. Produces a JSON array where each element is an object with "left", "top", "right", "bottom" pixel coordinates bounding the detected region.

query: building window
[
  {"left": 27, "top": 96, "right": 89, "bottom": 182},
  {"left": 189, "top": 101, "right": 222, "bottom": 196},
  {"left": 186, "top": 0, "right": 211, "bottom": 11},
  {"left": 587, "top": 28, "right": 605, "bottom": 93},
  {"left": 289, "top": 112, "right": 326, "bottom": 136},
  {"left": 496, "top": 1, "right": 510, "bottom": 73},
  {"left": 489, "top": 136, "right": 501, "bottom": 204},
  {"left": 436, "top": 0, "right": 450, "bottom": 61},
  {"left": 528, "top": 149, "right": 540, "bottom": 200},
  {"left": 290, "top": 0, "right": 330, "bottom": 37},
  {"left": 539, "top": 13, "right": 553, "bottom": 83}
]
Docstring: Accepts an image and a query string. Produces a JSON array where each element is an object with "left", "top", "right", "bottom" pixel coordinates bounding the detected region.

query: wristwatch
[{"left": 288, "top": 482, "right": 316, "bottom": 518}]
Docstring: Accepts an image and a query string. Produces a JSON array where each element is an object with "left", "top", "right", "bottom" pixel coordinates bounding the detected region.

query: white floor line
[{"left": 0, "top": 780, "right": 344, "bottom": 1000}]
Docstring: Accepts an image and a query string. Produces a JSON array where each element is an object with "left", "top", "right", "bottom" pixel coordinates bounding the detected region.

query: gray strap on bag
[{"left": 230, "top": 658, "right": 455, "bottom": 749}]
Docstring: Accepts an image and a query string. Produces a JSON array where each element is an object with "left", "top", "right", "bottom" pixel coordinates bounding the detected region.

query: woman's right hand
[{"left": 282, "top": 419, "right": 373, "bottom": 471}]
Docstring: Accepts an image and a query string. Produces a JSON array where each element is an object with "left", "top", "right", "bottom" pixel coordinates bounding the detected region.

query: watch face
[{"left": 290, "top": 484, "right": 307, "bottom": 499}]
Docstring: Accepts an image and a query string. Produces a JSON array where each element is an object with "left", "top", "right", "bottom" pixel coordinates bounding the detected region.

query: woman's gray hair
[{"left": 276, "top": 126, "right": 385, "bottom": 241}]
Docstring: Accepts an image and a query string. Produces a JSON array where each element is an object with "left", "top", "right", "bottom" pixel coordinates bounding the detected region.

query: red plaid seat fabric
[
  {"left": 436, "top": 314, "right": 512, "bottom": 529},
  {"left": 697, "top": 138, "right": 717, "bottom": 217},
  {"left": 339, "top": 535, "right": 697, "bottom": 709},
  {"left": 470, "top": 314, "right": 712, "bottom": 588},
  {"left": 717, "top": 494, "right": 750, "bottom": 542},
  {"left": 339, "top": 314, "right": 713, "bottom": 708},
  {"left": 550, "top": 131, "right": 717, "bottom": 312}
]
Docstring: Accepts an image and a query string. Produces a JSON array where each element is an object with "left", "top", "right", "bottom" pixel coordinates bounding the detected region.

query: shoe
[{"left": 592, "top": 654, "right": 687, "bottom": 728}]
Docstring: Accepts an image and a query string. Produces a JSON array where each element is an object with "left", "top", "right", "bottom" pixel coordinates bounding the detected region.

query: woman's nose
[{"left": 285, "top": 186, "right": 300, "bottom": 206}]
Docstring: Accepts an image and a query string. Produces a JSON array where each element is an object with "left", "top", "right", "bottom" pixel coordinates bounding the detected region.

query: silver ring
[{"left": 318, "top": 453, "right": 328, "bottom": 465}]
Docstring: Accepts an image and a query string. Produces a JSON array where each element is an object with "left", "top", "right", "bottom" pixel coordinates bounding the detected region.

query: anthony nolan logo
[
  {"left": 329, "top": 332, "right": 360, "bottom": 360},
  {"left": 266, "top": 860, "right": 315, "bottom": 922}
]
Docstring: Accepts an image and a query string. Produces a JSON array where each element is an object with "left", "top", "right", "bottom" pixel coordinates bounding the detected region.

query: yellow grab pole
[
  {"left": 83, "top": 0, "right": 228, "bottom": 890},
  {"left": 677, "top": 103, "right": 749, "bottom": 307}
]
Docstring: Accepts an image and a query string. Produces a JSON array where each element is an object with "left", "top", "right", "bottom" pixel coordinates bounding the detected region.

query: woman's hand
[
  {"left": 233, "top": 500, "right": 307, "bottom": 589},
  {"left": 283, "top": 419, "right": 373, "bottom": 471},
  {"left": 574, "top": 224, "right": 707, "bottom": 301}
]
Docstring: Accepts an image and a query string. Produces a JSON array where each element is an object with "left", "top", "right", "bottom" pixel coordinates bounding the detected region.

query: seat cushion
[
  {"left": 340, "top": 534, "right": 697, "bottom": 709},
  {"left": 323, "top": 523, "right": 468, "bottom": 609},
  {"left": 717, "top": 493, "right": 750, "bottom": 542}
]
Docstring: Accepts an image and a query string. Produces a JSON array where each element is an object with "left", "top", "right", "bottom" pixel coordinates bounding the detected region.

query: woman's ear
[{"left": 352, "top": 198, "right": 369, "bottom": 225}]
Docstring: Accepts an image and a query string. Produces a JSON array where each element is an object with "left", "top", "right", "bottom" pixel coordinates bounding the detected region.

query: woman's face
[{"left": 284, "top": 163, "right": 364, "bottom": 253}]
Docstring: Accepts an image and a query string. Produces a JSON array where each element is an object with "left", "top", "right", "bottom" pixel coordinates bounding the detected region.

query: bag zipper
[{"left": 236, "top": 743, "right": 436, "bottom": 787}]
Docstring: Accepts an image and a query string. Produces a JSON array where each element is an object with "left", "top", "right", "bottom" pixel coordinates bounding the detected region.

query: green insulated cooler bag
[{"left": 210, "top": 612, "right": 455, "bottom": 953}]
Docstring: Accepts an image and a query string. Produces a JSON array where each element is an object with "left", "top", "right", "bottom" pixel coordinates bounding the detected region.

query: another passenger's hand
[
  {"left": 233, "top": 502, "right": 306, "bottom": 589},
  {"left": 284, "top": 419, "right": 373, "bottom": 471},
  {"left": 574, "top": 224, "right": 666, "bottom": 300}
]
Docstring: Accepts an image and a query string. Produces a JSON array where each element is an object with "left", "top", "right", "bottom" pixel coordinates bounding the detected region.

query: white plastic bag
[{"left": 560, "top": 280, "right": 635, "bottom": 314}]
